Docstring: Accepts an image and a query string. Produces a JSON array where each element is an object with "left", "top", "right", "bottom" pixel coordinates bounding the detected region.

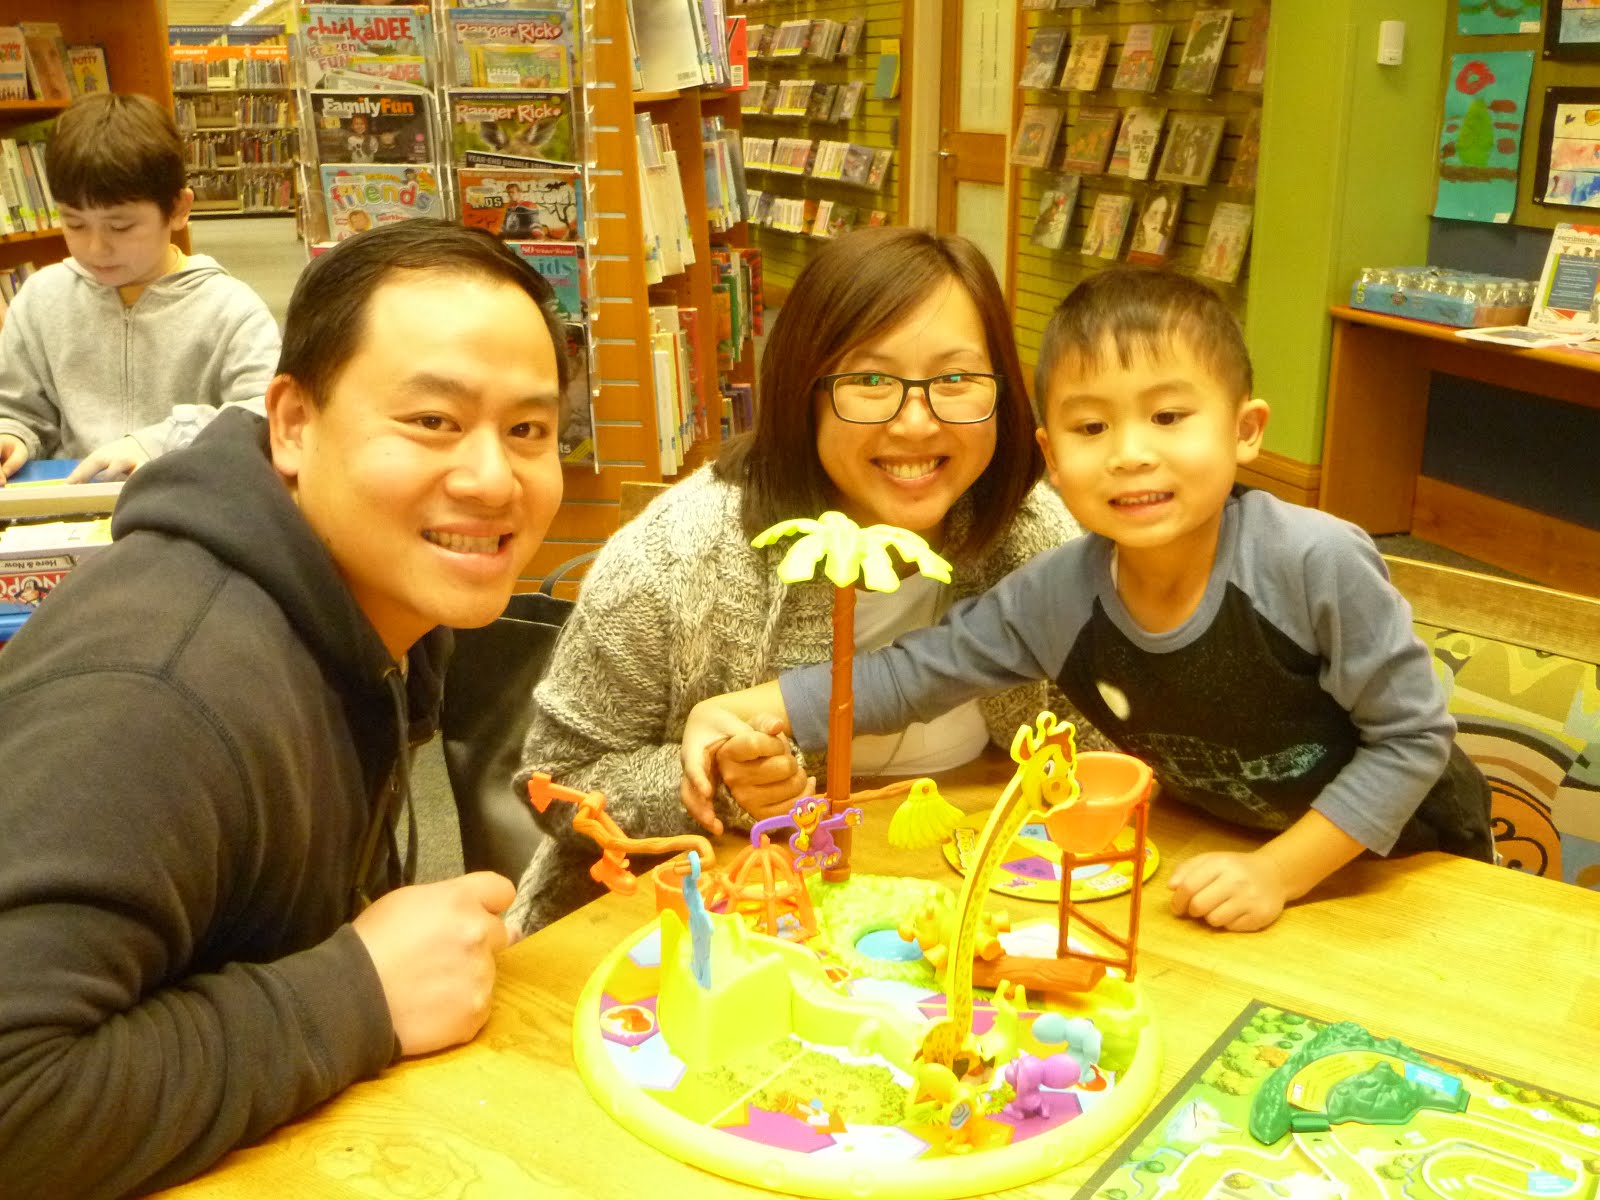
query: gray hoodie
[{"left": 0, "top": 253, "right": 280, "bottom": 461}]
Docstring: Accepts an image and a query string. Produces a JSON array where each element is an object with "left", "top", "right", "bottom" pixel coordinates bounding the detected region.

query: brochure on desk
[{"left": 1458, "top": 222, "right": 1600, "bottom": 348}]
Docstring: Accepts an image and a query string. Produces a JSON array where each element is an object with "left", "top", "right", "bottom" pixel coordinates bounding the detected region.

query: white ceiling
[{"left": 166, "top": 0, "right": 293, "bottom": 31}]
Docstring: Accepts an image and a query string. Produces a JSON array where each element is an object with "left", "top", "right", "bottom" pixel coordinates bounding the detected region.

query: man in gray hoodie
[{"left": 0, "top": 92, "right": 280, "bottom": 484}]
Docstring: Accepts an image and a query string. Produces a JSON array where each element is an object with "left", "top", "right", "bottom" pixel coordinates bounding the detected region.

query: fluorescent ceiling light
[{"left": 232, "top": 0, "right": 274, "bottom": 25}]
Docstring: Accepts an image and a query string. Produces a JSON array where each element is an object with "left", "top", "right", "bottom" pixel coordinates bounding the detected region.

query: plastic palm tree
[{"left": 753, "top": 511, "right": 952, "bottom": 877}]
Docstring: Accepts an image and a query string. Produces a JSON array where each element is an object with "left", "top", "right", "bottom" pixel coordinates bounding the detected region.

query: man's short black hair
[{"left": 278, "top": 219, "right": 570, "bottom": 407}]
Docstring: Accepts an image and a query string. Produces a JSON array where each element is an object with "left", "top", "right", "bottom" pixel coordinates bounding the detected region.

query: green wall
[{"left": 1248, "top": 5, "right": 1447, "bottom": 463}]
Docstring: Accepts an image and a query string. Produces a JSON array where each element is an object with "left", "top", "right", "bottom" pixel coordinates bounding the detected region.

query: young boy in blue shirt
[
  {"left": 682, "top": 268, "right": 1493, "bottom": 932},
  {"left": 0, "top": 93, "right": 280, "bottom": 485}
]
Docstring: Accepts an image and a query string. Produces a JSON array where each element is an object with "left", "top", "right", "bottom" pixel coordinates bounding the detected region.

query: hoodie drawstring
[{"left": 349, "top": 668, "right": 420, "bottom": 915}]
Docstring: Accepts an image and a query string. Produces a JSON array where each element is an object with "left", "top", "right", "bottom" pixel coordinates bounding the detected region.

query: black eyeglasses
[{"left": 816, "top": 371, "right": 1003, "bottom": 425}]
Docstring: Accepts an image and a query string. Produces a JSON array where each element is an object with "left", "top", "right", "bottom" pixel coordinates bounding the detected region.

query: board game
[
  {"left": 942, "top": 810, "right": 1159, "bottom": 903},
  {"left": 1078, "top": 1000, "right": 1600, "bottom": 1199}
]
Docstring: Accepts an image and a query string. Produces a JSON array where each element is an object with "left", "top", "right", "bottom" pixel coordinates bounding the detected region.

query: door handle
[{"left": 938, "top": 150, "right": 954, "bottom": 159}]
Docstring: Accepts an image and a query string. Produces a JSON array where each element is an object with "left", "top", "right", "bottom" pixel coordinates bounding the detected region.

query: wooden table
[
  {"left": 1322, "top": 304, "right": 1600, "bottom": 594},
  {"left": 161, "top": 755, "right": 1600, "bottom": 1198}
]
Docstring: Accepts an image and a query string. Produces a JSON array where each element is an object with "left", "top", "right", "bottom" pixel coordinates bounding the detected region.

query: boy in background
[
  {"left": 682, "top": 269, "right": 1492, "bottom": 932},
  {"left": 0, "top": 92, "right": 279, "bottom": 485}
]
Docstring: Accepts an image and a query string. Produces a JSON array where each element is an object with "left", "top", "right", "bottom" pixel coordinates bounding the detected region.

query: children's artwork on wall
[
  {"left": 1544, "top": 0, "right": 1600, "bottom": 57},
  {"left": 1434, "top": 51, "right": 1534, "bottom": 223},
  {"left": 1459, "top": 0, "right": 1540, "bottom": 35},
  {"left": 1534, "top": 87, "right": 1600, "bottom": 208}
]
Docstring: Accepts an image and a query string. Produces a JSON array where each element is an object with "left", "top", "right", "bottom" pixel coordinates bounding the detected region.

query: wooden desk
[
  {"left": 160, "top": 757, "right": 1600, "bottom": 1198},
  {"left": 1322, "top": 305, "right": 1600, "bottom": 594}
]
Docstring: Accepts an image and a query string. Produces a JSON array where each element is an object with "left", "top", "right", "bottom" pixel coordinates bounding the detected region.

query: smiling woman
[{"left": 507, "top": 226, "right": 1087, "bottom": 936}]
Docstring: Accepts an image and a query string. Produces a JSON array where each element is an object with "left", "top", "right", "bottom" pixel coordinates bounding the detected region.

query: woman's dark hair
[
  {"left": 277, "top": 219, "right": 570, "bottom": 407},
  {"left": 1035, "top": 267, "right": 1252, "bottom": 417},
  {"left": 715, "top": 226, "right": 1042, "bottom": 563},
  {"left": 47, "top": 93, "right": 186, "bottom": 217}
]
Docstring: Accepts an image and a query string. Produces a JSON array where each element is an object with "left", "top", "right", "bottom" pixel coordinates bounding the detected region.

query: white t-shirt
[{"left": 847, "top": 571, "right": 990, "bottom": 775}]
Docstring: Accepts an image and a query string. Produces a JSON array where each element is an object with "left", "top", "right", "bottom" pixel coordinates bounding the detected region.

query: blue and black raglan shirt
[{"left": 780, "top": 488, "right": 1492, "bottom": 860}]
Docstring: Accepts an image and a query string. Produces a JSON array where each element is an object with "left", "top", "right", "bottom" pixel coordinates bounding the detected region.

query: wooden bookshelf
[
  {"left": 530, "top": 0, "right": 753, "bottom": 592},
  {"left": 0, "top": 0, "right": 189, "bottom": 271}
]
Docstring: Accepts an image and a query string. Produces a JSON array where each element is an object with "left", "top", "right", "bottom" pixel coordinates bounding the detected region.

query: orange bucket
[{"left": 1041, "top": 751, "right": 1153, "bottom": 854}]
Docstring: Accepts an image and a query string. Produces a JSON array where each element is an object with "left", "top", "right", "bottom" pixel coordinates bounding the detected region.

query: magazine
[
  {"left": 507, "top": 241, "right": 585, "bottom": 320},
  {"left": 450, "top": 90, "right": 579, "bottom": 167},
  {"left": 444, "top": 8, "right": 572, "bottom": 87},
  {"left": 558, "top": 322, "right": 597, "bottom": 466},
  {"left": 310, "top": 91, "right": 434, "bottom": 164},
  {"left": 320, "top": 163, "right": 443, "bottom": 240},
  {"left": 458, "top": 167, "right": 582, "bottom": 241},
  {"left": 1458, "top": 223, "right": 1600, "bottom": 346},
  {"left": 299, "top": 5, "right": 435, "bottom": 91}
]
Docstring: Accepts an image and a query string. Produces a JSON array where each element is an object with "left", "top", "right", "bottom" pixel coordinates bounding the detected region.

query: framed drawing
[
  {"left": 1154, "top": 112, "right": 1225, "bottom": 185},
  {"left": 1533, "top": 86, "right": 1600, "bottom": 208},
  {"left": 1545, "top": 0, "right": 1600, "bottom": 58}
]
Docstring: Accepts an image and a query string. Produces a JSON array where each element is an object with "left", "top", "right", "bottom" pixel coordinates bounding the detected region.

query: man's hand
[
  {"left": 0, "top": 433, "right": 28, "bottom": 482},
  {"left": 352, "top": 871, "right": 515, "bottom": 1056},
  {"left": 68, "top": 435, "right": 150, "bottom": 483},
  {"left": 717, "top": 713, "right": 808, "bottom": 821},
  {"left": 1167, "top": 850, "right": 1288, "bottom": 932}
]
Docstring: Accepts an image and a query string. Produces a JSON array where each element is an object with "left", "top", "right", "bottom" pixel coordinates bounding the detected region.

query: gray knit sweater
[{"left": 507, "top": 465, "right": 1084, "bottom": 934}]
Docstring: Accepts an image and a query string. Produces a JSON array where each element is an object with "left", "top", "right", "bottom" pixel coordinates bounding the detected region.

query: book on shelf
[
  {"left": 450, "top": 90, "right": 579, "bottom": 168},
  {"left": 1060, "top": 106, "right": 1120, "bottom": 175},
  {"left": 725, "top": 14, "right": 748, "bottom": 89},
  {"left": 1126, "top": 184, "right": 1183, "bottom": 265},
  {"left": 320, "top": 163, "right": 443, "bottom": 240},
  {"left": 311, "top": 91, "right": 435, "bottom": 165},
  {"left": 0, "top": 29, "right": 27, "bottom": 102},
  {"left": 1229, "top": 108, "right": 1261, "bottom": 191},
  {"left": 18, "top": 21, "right": 73, "bottom": 102},
  {"left": 740, "top": 80, "right": 767, "bottom": 113},
  {"left": 1196, "top": 201, "right": 1254, "bottom": 284},
  {"left": 459, "top": 167, "right": 581, "bottom": 241},
  {"left": 831, "top": 80, "right": 865, "bottom": 123},
  {"left": 1110, "top": 23, "right": 1172, "bottom": 93},
  {"left": 443, "top": 8, "right": 571, "bottom": 88},
  {"left": 1011, "top": 104, "right": 1064, "bottom": 168},
  {"left": 558, "top": 321, "right": 597, "bottom": 466},
  {"left": 630, "top": 0, "right": 703, "bottom": 90},
  {"left": 873, "top": 38, "right": 902, "bottom": 100},
  {"left": 66, "top": 45, "right": 109, "bottom": 96},
  {"left": 1171, "top": 9, "right": 1233, "bottom": 96},
  {"left": 807, "top": 19, "right": 845, "bottom": 62},
  {"left": 1108, "top": 105, "right": 1166, "bottom": 180},
  {"left": 1235, "top": 3, "right": 1270, "bottom": 94},
  {"left": 1155, "top": 112, "right": 1225, "bottom": 186},
  {"left": 649, "top": 304, "right": 690, "bottom": 473},
  {"left": 838, "top": 18, "right": 866, "bottom": 58},
  {"left": 805, "top": 83, "right": 836, "bottom": 123},
  {"left": 838, "top": 142, "right": 875, "bottom": 186},
  {"left": 1029, "top": 172, "right": 1081, "bottom": 250},
  {"left": 1081, "top": 192, "right": 1132, "bottom": 259},
  {"left": 1058, "top": 33, "right": 1109, "bottom": 92},
  {"left": 865, "top": 148, "right": 893, "bottom": 191},
  {"left": 635, "top": 112, "right": 696, "bottom": 280},
  {"left": 1019, "top": 26, "right": 1068, "bottom": 90},
  {"left": 298, "top": 5, "right": 435, "bottom": 91},
  {"left": 771, "top": 20, "right": 811, "bottom": 58}
]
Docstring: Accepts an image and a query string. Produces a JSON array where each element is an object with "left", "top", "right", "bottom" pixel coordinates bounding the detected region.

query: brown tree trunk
[{"left": 823, "top": 583, "right": 856, "bottom": 881}]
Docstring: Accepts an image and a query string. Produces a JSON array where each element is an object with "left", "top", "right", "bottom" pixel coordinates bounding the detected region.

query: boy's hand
[
  {"left": 0, "top": 433, "right": 27, "bottom": 481},
  {"left": 717, "top": 714, "right": 808, "bottom": 821},
  {"left": 69, "top": 435, "right": 150, "bottom": 483},
  {"left": 1167, "top": 850, "right": 1288, "bottom": 932},
  {"left": 352, "top": 871, "right": 515, "bottom": 1056}
]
